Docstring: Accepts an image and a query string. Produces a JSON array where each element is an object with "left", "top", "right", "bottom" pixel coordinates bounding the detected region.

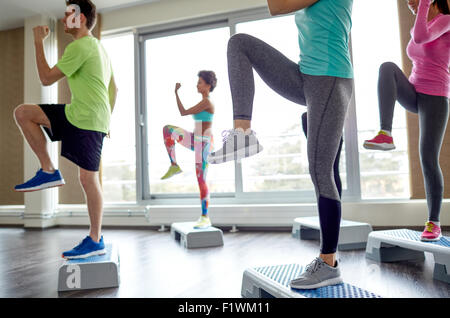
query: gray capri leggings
[
  {"left": 378, "top": 62, "right": 449, "bottom": 222},
  {"left": 228, "top": 33, "right": 354, "bottom": 253}
]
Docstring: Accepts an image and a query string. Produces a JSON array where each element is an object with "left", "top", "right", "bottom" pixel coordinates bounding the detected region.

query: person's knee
[
  {"left": 228, "top": 33, "right": 251, "bottom": 53},
  {"left": 379, "top": 62, "right": 397, "bottom": 76},
  {"left": 421, "top": 155, "right": 440, "bottom": 176},
  {"left": 309, "top": 167, "right": 340, "bottom": 201},
  {"left": 14, "top": 104, "right": 29, "bottom": 124},
  {"left": 79, "top": 171, "right": 97, "bottom": 189}
]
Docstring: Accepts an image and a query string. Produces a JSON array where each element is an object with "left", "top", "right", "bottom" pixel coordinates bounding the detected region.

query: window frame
[{"left": 134, "top": 8, "right": 366, "bottom": 205}]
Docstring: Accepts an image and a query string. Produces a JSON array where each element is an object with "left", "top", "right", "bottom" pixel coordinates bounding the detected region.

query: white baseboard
[{"left": 0, "top": 200, "right": 448, "bottom": 228}]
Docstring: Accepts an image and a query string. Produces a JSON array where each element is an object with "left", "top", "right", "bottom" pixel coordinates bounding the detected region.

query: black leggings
[{"left": 378, "top": 62, "right": 449, "bottom": 222}]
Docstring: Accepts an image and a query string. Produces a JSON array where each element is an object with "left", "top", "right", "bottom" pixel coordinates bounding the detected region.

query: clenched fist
[
  {"left": 175, "top": 83, "right": 181, "bottom": 92},
  {"left": 33, "top": 26, "right": 50, "bottom": 43}
]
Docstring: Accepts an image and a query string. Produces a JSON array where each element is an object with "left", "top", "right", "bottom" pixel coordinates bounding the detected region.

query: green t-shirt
[
  {"left": 56, "top": 36, "right": 113, "bottom": 133},
  {"left": 295, "top": 0, "right": 354, "bottom": 78}
]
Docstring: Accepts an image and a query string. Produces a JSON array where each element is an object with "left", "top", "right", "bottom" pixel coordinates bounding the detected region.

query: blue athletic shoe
[
  {"left": 14, "top": 169, "right": 65, "bottom": 192},
  {"left": 62, "top": 236, "right": 106, "bottom": 259}
]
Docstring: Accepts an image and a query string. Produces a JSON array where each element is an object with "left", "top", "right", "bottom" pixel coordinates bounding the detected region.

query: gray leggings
[
  {"left": 228, "top": 33, "right": 353, "bottom": 253},
  {"left": 378, "top": 62, "right": 449, "bottom": 222}
]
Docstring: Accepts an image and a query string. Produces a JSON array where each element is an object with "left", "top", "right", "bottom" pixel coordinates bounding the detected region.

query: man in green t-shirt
[{"left": 13, "top": 0, "right": 117, "bottom": 259}]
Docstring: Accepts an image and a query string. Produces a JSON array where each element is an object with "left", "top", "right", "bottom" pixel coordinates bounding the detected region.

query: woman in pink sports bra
[{"left": 364, "top": 0, "right": 450, "bottom": 241}]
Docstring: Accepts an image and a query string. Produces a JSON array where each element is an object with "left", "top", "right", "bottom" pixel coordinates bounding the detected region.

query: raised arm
[
  {"left": 174, "top": 83, "right": 211, "bottom": 116},
  {"left": 267, "top": 0, "right": 319, "bottom": 16},
  {"left": 413, "top": 0, "right": 450, "bottom": 44},
  {"left": 33, "top": 26, "right": 65, "bottom": 86}
]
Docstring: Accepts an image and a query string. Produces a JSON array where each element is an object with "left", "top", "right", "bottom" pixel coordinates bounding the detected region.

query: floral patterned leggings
[{"left": 163, "top": 125, "right": 213, "bottom": 216}]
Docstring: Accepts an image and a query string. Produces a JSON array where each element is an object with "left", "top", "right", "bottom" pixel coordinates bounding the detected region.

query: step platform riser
[
  {"left": 241, "top": 264, "right": 381, "bottom": 298},
  {"left": 57, "top": 244, "right": 120, "bottom": 292},
  {"left": 292, "top": 217, "right": 373, "bottom": 251},
  {"left": 171, "top": 222, "right": 224, "bottom": 249},
  {"left": 365, "top": 229, "right": 450, "bottom": 284}
]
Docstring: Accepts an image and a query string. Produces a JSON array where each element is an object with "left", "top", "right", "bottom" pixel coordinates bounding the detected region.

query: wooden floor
[{"left": 0, "top": 226, "right": 448, "bottom": 298}]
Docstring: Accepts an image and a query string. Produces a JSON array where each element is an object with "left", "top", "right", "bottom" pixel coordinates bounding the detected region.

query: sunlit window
[
  {"left": 101, "top": 33, "right": 136, "bottom": 203},
  {"left": 352, "top": 0, "right": 410, "bottom": 199},
  {"left": 145, "top": 26, "right": 235, "bottom": 197},
  {"left": 236, "top": 16, "right": 348, "bottom": 194}
]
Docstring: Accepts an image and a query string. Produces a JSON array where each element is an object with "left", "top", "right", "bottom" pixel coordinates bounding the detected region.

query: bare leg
[
  {"left": 79, "top": 168, "right": 103, "bottom": 243},
  {"left": 234, "top": 119, "right": 251, "bottom": 131},
  {"left": 14, "top": 104, "right": 55, "bottom": 172}
]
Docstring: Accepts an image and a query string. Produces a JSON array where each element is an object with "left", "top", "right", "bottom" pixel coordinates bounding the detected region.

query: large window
[
  {"left": 352, "top": 0, "right": 410, "bottom": 199},
  {"left": 136, "top": 5, "right": 408, "bottom": 204},
  {"left": 144, "top": 25, "right": 235, "bottom": 199},
  {"left": 235, "top": 16, "right": 349, "bottom": 195},
  {"left": 101, "top": 33, "right": 136, "bottom": 203}
]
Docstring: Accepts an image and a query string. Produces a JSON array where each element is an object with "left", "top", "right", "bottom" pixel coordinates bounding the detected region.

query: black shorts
[{"left": 39, "top": 104, "right": 106, "bottom": 172}]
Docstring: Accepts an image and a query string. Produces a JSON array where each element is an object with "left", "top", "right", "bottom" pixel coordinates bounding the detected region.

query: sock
[
  {"left": 429, "top": 221, "right": 440, "bottom": 227},
  {"left": 42, "top": 169, "right": 56, "bottom": 174},
  {"left": 380, "top": 129, "right": 391, "bottom": 137}
]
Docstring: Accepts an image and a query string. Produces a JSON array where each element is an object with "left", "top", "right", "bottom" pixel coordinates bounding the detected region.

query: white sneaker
[
  {"left": 207, "top": 128, "right": 263, "bottom": 164},
  {"left": 193, "top": 216, "right": 212, "bottom": 229}
]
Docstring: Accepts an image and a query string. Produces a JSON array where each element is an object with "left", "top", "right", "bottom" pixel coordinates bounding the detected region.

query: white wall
[
  {"left": 22, "top": 15, "right": 59, "bottom": 228},
  {"left": 101, "top": 0, "right": 267, "bottom": 33}
]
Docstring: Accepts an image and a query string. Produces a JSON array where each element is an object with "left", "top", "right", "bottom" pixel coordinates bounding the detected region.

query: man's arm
[
  {"left": 267, "top": 0, "right": 319, "bottom": 16},
  {"left": 33, "top": 26, "right": 65, "bottom": 86},
  {"left": 109, "top": 75, "right": 118, "bottom": 114}
]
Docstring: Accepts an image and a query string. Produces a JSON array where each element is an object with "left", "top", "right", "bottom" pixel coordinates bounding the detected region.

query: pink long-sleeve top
[{"left": 407, "top": 0, "right": 450, "bottom": 98}]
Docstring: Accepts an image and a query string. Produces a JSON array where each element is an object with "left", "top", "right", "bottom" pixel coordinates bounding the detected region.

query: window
[
  {"left": 143, "top": 25, "right": 235, "bottom": 199},
  {"left": 235, "top": 16, "right": 348, "bottom": 195},
  {"left": 136, "top": 4, "right": 406, "bottom": 204},
  {"left": 352, "top": 0, "right": 410, "bottom": 199},
  {"left": 101, "top": 33, "right": 136, "bottom": 203}
]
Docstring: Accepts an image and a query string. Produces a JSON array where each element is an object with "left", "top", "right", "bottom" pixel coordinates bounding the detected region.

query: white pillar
[{"left": 23, "top": 15, "right": 59, "bottom": 228}]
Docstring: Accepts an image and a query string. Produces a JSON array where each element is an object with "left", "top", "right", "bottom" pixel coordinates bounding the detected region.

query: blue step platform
[
  {"left": 366, "top": 229, "right": 450, "bottom": 283},
  {"left": 57, "top": 244, "right": 120, "bottom": 292},
  {"left": 241, "top": 264, "right": 381, "bottom": 298}
]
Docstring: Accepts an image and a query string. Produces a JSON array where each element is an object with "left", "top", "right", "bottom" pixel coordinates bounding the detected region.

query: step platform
[
  {"left": 58, "top": 244, "right": 120, "bottom": 292},
  {"left": 241, "top": 264, "right": 381, "bottom": 298},
  {"left": 170, "top": 222, "right": 224, "bottom": 249},
  {"left": 366, "top": 229, "right": 450, "bottom": 283},
  {"left": 292, "top": 216, "right": 373, "bottom": 250}
]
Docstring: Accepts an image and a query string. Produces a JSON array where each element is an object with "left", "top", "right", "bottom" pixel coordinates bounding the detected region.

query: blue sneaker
[
  {"left": 62, "top": 236, "right": 106, "bottom": 259},
  {"left": 15, "top": 169, "right": 65, "bottom": 192}
]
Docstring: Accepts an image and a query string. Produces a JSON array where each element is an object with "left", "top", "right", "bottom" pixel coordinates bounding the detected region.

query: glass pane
[
  {"left": 101, "top": 34, "right": 137, "bottom": 203},
  {"left": 145, "top": 27, "right": 235, "bottom": 196},
  {"left": 352, "top": 0, "right": 410, "bottom": 199},
  {"left": 237, "top": 16, "right": 321, "bottom": 193}
]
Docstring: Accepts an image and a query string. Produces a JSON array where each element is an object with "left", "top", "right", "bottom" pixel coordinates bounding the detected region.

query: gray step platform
[
  {"left": 242, "top": 264, "right": 381, "bottom": 298},
  {"left": 58, "top": 244, "right": 120, "bottom": 292},
  {"left": 170, "top": 222, "right": 224, "bottom": 249},
  {"left": 292, "top": 216, "right": 373, "bottom": 250},
  {"left": 366, "top": 229, "right": 450, "bottom": 283}
]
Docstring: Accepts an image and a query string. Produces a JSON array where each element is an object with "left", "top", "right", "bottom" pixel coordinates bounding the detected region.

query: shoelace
[
  {"left": 26, "top": 170, "right": 43, "bottom": 183},
  {"left": 221, "top": 129, "right": 254, "bottom": 143},
  {"left": 305, "top": 258, "right": 323, "bottom": 274},
  {"left": 425, "top": 222, "right": 435, "bottom": 233},
  {"left": 73, "top": 237, "right": 89, "bottom": 250},
  {"left": 221, "top": 129, "right": 236, "bottom": 143}
]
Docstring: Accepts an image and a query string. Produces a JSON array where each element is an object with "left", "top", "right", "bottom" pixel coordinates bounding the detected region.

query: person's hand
[
  {"left": 175, "top": 83, "right": 181, "bottom": 92},
  {"left": 33, "top": 26, "right": 50, "bottom": 43},
  {"left": 106, "top": 131, "right": 111, "bottom": 138}
]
